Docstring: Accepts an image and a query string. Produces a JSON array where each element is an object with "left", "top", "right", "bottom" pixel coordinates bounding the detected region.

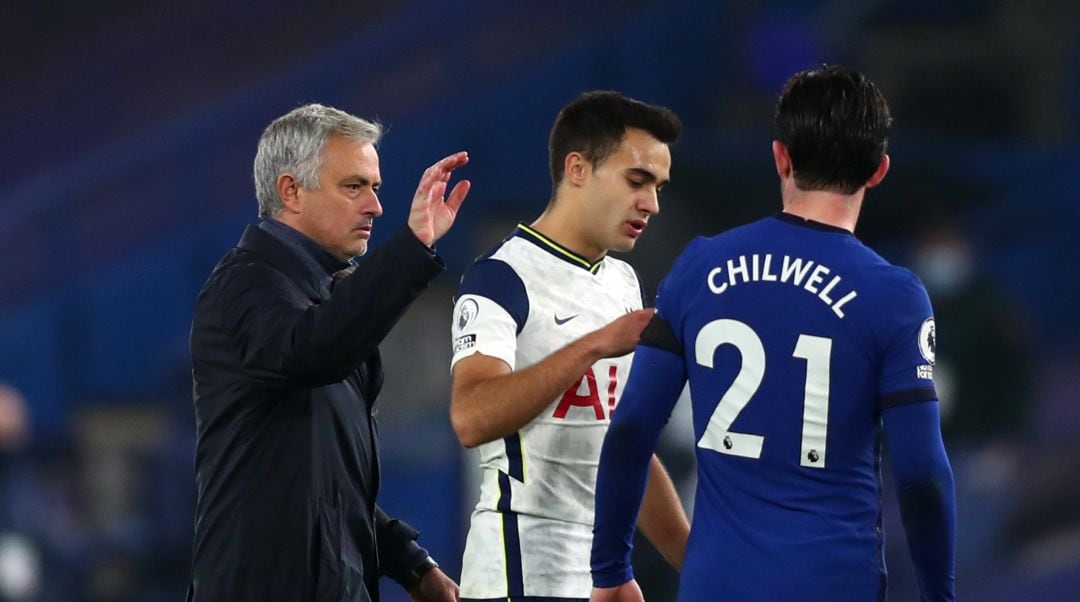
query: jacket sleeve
[
  {"left": 374, "top": 505, "right": 431, "bottom": 586},
  {"left": 219, "top": 227, "right": 444, "bottom": 387}
]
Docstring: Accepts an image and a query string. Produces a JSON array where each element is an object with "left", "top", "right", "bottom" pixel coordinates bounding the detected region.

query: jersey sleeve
[
  {"left": 591, "top": 344, "right": 687, "bottom": 587},
  {"left": 651, "top": 236, "right": 707, "bottom": 350},
  {"left": 882, "top": 402, "right": 957, "bottom": 601},
  {"left": 591, "top": 244, "right": 697, "bottom": 587},
  {"left": 878, "top": 270, "right": 939, "bottom": 410},
  {"left": 450, "top": 258, "right": 529, "bottom": 371}
]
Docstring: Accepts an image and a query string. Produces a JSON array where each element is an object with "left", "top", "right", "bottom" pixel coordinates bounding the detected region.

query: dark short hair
[
  {"left": 775, "top": 65, "right": 893, "bottom": 195},
  {"left": 548, "top": 91, "right": 681, "bottom": 190}
]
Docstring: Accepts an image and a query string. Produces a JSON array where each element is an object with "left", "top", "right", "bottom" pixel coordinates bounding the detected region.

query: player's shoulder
[
  {"left": 843, "top": 248, "right": 935, "bottom": 332},
  {"left": 881, "top": 265, "right": 932, "bottom": 311},
  {"left": 458, "top": 231, "right": 527, "bottom": 280},
  {"left": 471, "top": 229, "right": 560, "bottom": 279},
  {"left": 697, "top": 215, "right": 779, "bottom": 247},
  {"left": 205, "top": 248, "right": 295, "bottom": 298},
  {"left": 854, "top": 247, "right": 930, "bottom": 300},
  {"left": 668, "top": 217, "right": 773, "bottom": 270},
  {"left": 456, "top": 236, "right": 529, "bottom": 302}
]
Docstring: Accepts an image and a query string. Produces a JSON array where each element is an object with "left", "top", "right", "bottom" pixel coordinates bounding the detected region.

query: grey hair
[{"left": 253, "top": 103, "right": 383, "bottom": 218}]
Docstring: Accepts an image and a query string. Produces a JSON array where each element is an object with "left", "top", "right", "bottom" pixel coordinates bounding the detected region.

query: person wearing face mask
[
  {"left": 912, "top": 221, "right": 1032, "bottom": 447},
  {"left": 447, "top": 91, "right": 690, "bottom": 602},
  {"left": 912, "top": 220, "right": 1033, "bottom": 570}
]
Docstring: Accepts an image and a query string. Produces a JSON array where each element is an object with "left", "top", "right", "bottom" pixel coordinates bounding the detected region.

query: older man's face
[{"left": 292, "top": 135, "right": 384, "bottom": 260}]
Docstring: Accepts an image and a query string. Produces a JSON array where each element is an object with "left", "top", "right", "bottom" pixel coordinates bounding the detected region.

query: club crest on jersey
[{"left": 458, "top": 298, "right": 479, "bottom": 330}]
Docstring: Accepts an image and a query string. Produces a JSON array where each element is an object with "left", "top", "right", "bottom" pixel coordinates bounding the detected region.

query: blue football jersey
[{"left": 651, "top": 214, "right": 937, "bottom": 600}]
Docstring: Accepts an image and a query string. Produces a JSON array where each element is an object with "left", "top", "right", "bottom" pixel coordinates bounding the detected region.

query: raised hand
[{"left": 407, "top": 151, "right": 471, "bottom": 247}]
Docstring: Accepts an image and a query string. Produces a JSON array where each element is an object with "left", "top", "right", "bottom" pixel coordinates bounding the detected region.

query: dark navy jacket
[{"left": 187, "top": 223, "right": 443, "bottom": 601}]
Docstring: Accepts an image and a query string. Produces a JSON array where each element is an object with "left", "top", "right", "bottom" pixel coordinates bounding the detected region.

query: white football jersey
[{"left": 451, "top": 225, "right": 645, "bottom": 600}]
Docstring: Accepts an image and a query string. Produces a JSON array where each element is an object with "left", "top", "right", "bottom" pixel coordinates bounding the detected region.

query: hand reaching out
[{"left": 588, "top": 309, "right": 656, "bottom": 358}]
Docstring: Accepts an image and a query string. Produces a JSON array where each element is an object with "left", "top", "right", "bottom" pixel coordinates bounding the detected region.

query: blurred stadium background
[{"left": 1, "top": 1, "right": 1078, "bottom": 600}]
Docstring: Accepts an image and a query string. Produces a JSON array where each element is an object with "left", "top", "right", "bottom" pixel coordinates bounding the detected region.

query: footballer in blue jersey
[{"left": 591, "top": 66, "right": 956, "bottom": 602}]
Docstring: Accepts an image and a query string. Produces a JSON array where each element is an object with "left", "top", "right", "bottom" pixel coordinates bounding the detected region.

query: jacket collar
[{"left": 237, "top": 223, "right": 350, "bottom": 300}]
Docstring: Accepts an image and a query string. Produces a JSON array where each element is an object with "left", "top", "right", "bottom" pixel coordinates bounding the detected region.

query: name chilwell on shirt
[{"left": 707, "top": 253, "right": 857, "bottom": 318}]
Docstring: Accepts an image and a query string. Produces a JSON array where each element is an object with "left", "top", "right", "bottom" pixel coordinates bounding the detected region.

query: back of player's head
[
  {"left": 548, "top": 91, "right": 681, "bottom": 192},
  {"left": 254, "top": 103, "right": 383, "bottom": 218},
  {"left": 775, "top": 65, "right": 892, "bottom": 195}
]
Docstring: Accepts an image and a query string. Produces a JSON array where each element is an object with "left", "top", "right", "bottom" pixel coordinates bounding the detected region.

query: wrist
[
  {"left": 576, "top": 332, "right": 608, "bottom": 363},
  {"left": 406, "top": 219, "right": 435, "bottom": 248},
  {"left": 402, "top": 555, "right": 439, "bottom": 589}
]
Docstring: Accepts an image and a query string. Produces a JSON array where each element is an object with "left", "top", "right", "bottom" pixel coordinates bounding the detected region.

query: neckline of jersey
[
  {"left": 773, "top": 212, "right": 855, "bottom": 236},
  {"left": 513, "top": 224, "right": 603, "bottom": 273}
]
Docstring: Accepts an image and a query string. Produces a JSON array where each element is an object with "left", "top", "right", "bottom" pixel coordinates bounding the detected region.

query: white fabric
[{"left": 451, "top": 233, "right": 644, "bottom": 599}]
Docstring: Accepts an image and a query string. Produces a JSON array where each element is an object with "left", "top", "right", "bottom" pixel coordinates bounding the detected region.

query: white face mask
[{"left": 915, "top": 246, "right": 973, "bottom": 297}]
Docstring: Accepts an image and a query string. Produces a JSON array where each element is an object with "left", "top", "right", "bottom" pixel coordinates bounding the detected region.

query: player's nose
[
  {"left": 639, "top": 189, "right": 660, "bottom": 216},
  {"left": 365, "top": 192, "right": 383, "bottom": 217}
]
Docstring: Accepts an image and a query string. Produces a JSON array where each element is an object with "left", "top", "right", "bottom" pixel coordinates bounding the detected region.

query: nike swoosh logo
[{"left": 554, "top": 313, "right": 579, "bottom": 325}]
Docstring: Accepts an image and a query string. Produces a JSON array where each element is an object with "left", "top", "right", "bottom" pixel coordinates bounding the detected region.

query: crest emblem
[
  {"left": 458, "top": 298, "right": 479, "bottom": 331},
  {"left": 918, "top": 317, "right": 936, "bottom": 365}
]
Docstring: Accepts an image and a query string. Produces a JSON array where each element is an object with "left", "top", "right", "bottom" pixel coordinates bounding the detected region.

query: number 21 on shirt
[{"left": 695, "top": 319, "right": 832, "bottom": 468}]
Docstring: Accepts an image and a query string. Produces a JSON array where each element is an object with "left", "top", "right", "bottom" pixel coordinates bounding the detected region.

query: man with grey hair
[{"left": 188, "top": 103, "right": 469, "bottom": 601}]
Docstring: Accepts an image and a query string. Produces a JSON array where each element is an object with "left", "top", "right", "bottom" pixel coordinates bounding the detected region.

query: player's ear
[
  {"left": 772, "top": 141, "right": 792, "bottom": 180},
  {"left": 563, "top": 152, "right": 589, "bottom": 188},
  {"left": 865, "top": 154, "right": 890, "bottom": 189},
  {"left": 276, "top": 173, "right": 303, "bottom": 214}
]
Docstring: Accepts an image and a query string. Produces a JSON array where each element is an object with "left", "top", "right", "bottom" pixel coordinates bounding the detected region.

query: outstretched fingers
[
  {"left": 416, "top": 152, "right": 468, "bottom": 201},
  {"left": 429, "top": 180, "right": 448, "bottom": 204},
  {"left": 446, "top": 179, "right": 471, "bottom": 213},
  {"left": 436, "top": 151, "right": 469, "bottom": 175}
]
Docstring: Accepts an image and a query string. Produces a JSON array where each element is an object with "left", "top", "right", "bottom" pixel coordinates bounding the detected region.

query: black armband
[{"left": 640, "top": 315, "right": 682, "bottom": 356}]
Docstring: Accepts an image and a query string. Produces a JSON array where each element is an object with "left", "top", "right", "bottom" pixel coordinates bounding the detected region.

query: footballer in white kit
[
  {"left": 451, "top": 224, "right": 645, "bottom": 600},
  {"left": 449, "top": 90, "right": 688, "bottom": 602}
]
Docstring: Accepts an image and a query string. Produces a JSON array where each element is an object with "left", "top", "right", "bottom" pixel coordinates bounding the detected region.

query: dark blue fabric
[
  {"left": 592, "top": 214, "right": 955, "bottom": 601},
  {"left": 505, "top": 433, "right": 525, "bottom": 482},
  {"left": 258, "top": 218, "right": 351, "bottom": 293},
  {"left": 590, "top": 345, "right": 685, "bottom": 588},
  {"left": 188, "top": 225, "right": 442, "bottom": 601},
  {"left": 880, "top": 386, "right": 939, "bottom": 410},
  {"left": 456, "top": 258, "right": 529, "bottom": 335},
  {"left": 882, "top": 401, "right": 957, "bottom": 602},
  {"left": 497, "top": 472, "right": 525, "bottom": 597}
]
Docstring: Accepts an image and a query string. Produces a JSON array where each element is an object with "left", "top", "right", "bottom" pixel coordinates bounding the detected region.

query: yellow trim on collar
[{"left": 516, "top": 224, "right": 601, "bottom": 273}]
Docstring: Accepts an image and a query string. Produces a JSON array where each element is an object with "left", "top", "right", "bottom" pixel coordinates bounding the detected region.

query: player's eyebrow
[
  {"left": 344, "top": 175, "right": 382, "bottom": 189},
  {"left": 626, "top": 167, "right": 669, "bottom": 188}
]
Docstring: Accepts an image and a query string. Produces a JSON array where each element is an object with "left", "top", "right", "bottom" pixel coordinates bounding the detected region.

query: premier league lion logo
[
  {"left": 918, "top": 317, "right": 936, "bottom": 365},
  {"left": 458, "top": 298, "right": 479, "bottom": 331}
]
